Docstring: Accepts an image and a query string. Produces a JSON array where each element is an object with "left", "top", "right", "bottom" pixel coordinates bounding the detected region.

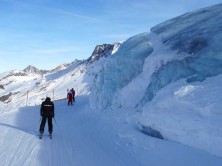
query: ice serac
[
  {"left": 87, "top": 42, "right": 121, "bottom": 63},
  {"left": 92, "top": 32, "right": 153, "bottom": 110},
  {"left": 139, "top": 4, "right": 222, "bottom": 106}
]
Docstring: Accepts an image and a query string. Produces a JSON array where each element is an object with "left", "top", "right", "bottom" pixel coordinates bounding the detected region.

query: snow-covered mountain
[
  {"left": 23, "top": 65, "right": 48, "bottom": 75},
  {"left": 0, "top": 3, "right": 222, "bottom": 165},
  {"left": 50, "top": 63, "right": 70, "bottom": 73},
  {"left": 23, "top": 62, "right": 77, "bottom": 75}
]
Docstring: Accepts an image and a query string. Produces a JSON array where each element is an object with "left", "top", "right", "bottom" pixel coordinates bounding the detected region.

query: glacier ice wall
[
  {"left": 139, "top": 4, "right": 222, "bottom": 106},
  {"left": 91, "top": 33, "right": 153, "bottom": 110},
  {"left": 91, "top": 4, "right": 222, "bottom": 110}
]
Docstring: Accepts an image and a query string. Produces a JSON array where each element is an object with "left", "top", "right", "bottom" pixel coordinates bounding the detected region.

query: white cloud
[{"left": 49, "top": 7, "right": 100, "bottom": 22}]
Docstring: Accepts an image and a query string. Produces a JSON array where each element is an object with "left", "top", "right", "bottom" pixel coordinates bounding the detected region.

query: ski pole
[
  {"left": 53, "top": 117, "right": 61, "bottom": 134},
  {"left": 39, "top": 117, "right": 42, "bottom": 123},
  {"left": 53, "top": 117, "right": 57, "bottom": 125},
  {"left": 53, "top": 117, "right": 60, "bottom": 131}
]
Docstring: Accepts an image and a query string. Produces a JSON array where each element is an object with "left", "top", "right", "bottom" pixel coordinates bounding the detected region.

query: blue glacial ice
[
  {"left": 92, "top": 32, "right": 153, "bottom": 110},
  {"left": 139, "top": 4, "right": 222, "bottom": 106}
]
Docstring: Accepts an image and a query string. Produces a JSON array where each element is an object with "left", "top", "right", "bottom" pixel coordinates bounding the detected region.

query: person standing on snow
[
  {"left": 67, "top": 91, "right": 73, "bottom": 105},
  {"left": 39, "top": 97, "right": 54, "bottom": 136},
  {"left": 70, "top": 88, "right": 75, "bottom": 103}
]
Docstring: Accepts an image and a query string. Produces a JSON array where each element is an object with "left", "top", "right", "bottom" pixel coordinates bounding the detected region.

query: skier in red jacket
[{"left": 67, "top": 91, "right": 73, "bottom": 105}]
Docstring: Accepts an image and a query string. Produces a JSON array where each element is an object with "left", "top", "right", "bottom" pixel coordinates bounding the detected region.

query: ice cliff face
[
  {"left": 139, "top": 4, "right": 222, "bottom": 106},
  {"left": 91, "top": 33, "right": 153, "bottom": 109},
  {"left": 91, "top": 3, "right": 222, "bottom": 110}
]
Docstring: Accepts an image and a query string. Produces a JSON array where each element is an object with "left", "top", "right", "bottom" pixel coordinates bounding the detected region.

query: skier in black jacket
[{"left": 39, "top": 97, "right": 54, "bottom": 135}]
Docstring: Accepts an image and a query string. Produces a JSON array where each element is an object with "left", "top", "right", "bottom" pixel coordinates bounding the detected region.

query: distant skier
[
  {"left": 67, "top": 91, "right": 73, "bottom": 105},
  {"left": 39, "top": 97, "right": 54, "bottom": 137},
  {"left": 70, "top": 88, "right": 75, "bottom": 102}
]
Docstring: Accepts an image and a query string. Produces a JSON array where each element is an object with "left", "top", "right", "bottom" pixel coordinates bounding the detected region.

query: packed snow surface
[{"left": 0, "top": 96, "right": 221, "bottom": 166}]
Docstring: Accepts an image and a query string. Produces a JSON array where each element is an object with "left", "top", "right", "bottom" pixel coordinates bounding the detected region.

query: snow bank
[{"left": 141, "top": 74, "right": 222, "bottom": 157}]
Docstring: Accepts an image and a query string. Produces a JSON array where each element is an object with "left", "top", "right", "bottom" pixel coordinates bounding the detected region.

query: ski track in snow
[{"left": 0, "top": 96, "right": 222, "bottom": 166}]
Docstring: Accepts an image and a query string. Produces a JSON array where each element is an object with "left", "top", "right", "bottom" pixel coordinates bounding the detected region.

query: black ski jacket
[{"left": 40, "top": 97, "right": 54, "bottom": 117}]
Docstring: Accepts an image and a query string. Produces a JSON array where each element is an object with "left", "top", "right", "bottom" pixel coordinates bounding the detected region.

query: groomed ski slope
[{"left": 0, "top": 95, "right": 221, "bottom": 166}]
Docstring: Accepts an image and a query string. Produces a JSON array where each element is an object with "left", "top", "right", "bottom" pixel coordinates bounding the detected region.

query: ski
[
  {"left": 39, "top": 133, "right": 43, "bottom": 139},
  {"left": 39, "top": 133, "right": 52, "bottom": 139}
]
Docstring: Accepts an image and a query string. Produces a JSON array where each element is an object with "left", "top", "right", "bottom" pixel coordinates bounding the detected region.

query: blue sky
[{"left": 0, "top": 0, "right": 221, "bottom": 72}]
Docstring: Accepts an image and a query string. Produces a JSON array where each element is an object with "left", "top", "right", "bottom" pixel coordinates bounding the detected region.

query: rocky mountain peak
[
  {"left": 87, "top": 42, "right": 121, "bottom": 63},
  {"left": 23, "top": 65, "right": 48, "bottom": 75}
]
